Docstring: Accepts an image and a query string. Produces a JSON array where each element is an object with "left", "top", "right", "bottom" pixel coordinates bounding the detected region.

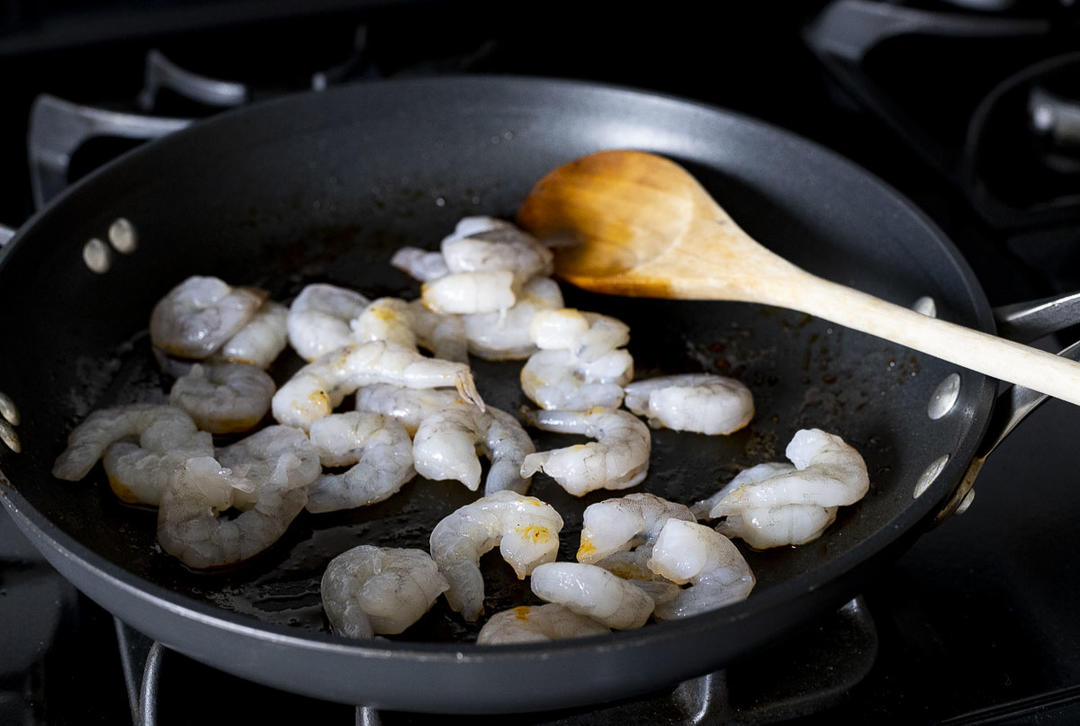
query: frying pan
[{"left": 0, "top": 76, "right": 1005, "bottom": 713}]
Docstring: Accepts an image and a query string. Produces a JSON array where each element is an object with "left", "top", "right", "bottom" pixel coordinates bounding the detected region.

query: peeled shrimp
[
  {"left": 521, "top": 309, "right": 633, "bottom": 410},
  {"left": 421, "top": 270, "right": 516, "bottom": 314},
  {"left": 429, "top": 490, "right": 563, "bottom": 621},
  {"left": 623, "top": 374, "right": 754, "bottom": 435},
  {"left": 440, "top": 216, "right": 553, "bottom": 283},
  {"left": 646, "top": 519, "right": 755, "bottom": 619},
  {"left": 711, "top": 429, "right": 868, "bottom": 509},
  {"left": 213, "top": 300, "right": 289, "bottom": 369},
  {"left": 462, "top": 277, "right": 564, "bottom": 361},
  {"left": 271, "top": 341, "right": 482, "bottom": 430},
  {"left": 354, "top": 384, "right": 463, "bottom": 436},
  {"left": 169, "top": 363, "right": 275, "bottom": 434},
  {"left": 529, "top": 562, "right": 655, "bottom": 630},
  {"left": 690, "top": 429, "right": 868, "bottom": 549},
  {"left": 519, "top": 408, "right": 651, "bottom": 496},
  {"left": 391, "top": 247, "right": 449, "bottom": 282},
  {"left": 321, "top": 545, "right": 449, "bottom": 638},
  {"left": 214, "top": 424, "right": 322, "bottom": 511},
  {"left": 306, "top": 412, "right": 415, "bottom": 513},
  {"left": 576, "top": 493, "right": 694, "bottom": 565},
  {"left": 287, "top": 283, "right": 370, "bottom": 362},
  {"left": 150, "top": 276, "right": 267, "bottom": 359},
  {"left": 157, "top": 440, "right": 316, "bottom": 568},
  {"left": 477, "top": 604, "right": 609, "bottom": 645},
  {"left": 413, "top": 404, "right": 535, "bottom": 494},
  {"left": 52, "top": 404, "right": 212, "bottom": 504}
]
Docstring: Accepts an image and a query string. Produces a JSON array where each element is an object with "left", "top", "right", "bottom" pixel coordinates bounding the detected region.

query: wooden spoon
[{"left": 517, "top": 149, "right": 1080, "bottom": 406}]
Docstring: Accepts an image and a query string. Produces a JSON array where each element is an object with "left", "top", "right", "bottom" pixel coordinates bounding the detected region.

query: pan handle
[
  {"left": 0, "top": 224, "right": 13, "bottom": 247},
  {"left": 934, "top": 290, "right": 1080, "bottom": 521}
]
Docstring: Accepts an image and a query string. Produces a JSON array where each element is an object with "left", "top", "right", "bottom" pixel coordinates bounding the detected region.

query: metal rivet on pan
[
  {"left": 0, "top": 420, "right": 20, "bottom": 454},
  {"left": 0, "top": 391, "right": 18, "bottom": 426},
  {"left": 928, "top": 373, "right": 961, "bottom": 420},
  {"left": 108, "top": 218, "right": 137, "bottom": 254},
  {"left": 914, "top": 454, "right": 949, "bottom": 499},
  {"left": 912, "top": 296, "right": 937, "bottom": 318},
  {"left": 83, "top": 238, "right": 112, "bottom": 273},
  {"left": 955, "top": 489, "right": 976, "bottom": 515}
]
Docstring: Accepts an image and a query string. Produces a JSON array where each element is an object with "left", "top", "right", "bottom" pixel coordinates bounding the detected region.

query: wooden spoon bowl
[{"left": 518, "top": 150, "right": 1080, "bottom": 406}]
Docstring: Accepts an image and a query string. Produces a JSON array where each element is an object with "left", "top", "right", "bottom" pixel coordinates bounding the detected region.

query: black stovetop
[{"left": 2, "top": 2, "right": 1079, "bottom": 724}]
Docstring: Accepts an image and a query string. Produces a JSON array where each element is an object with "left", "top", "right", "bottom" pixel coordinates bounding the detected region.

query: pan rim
[{"left": 0, "top": 74, "right": 997, "bottom": 672}]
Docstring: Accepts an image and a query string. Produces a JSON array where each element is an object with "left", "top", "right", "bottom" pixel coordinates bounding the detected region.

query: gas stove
[{"left": 2, "top": 2, "right": 1080, "bottom": 724}]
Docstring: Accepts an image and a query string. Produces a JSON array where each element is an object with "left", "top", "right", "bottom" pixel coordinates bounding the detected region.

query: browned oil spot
[{"left": 514, "top": 606, "right": 532, "bottom": 621}]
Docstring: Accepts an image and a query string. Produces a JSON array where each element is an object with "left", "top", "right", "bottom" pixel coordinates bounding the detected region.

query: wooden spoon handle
[{"left": 761, "top": 272, "right": 1080, "bottom": 406}]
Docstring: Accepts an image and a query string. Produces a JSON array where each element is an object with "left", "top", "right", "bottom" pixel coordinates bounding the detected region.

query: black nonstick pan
[{"left": 0, "top": 76, "right": 1004, "bottom": 713}]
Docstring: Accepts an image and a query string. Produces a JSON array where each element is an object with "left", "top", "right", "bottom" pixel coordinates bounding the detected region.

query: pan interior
[{"left": 0, "top": 79, "right": 988, "bottom": 649}]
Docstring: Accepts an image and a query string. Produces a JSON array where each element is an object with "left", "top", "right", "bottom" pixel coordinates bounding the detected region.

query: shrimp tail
[{"left": 455, "top": 370, "right": 485, "bottom": 412}]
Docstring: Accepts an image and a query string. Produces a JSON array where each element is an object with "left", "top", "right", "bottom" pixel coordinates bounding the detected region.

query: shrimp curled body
[
  {"left": 519, "top": 408, "right": 651, "bottom": 497},
  {"left": 52, "top": 404, "right": 213, "bottom": 506},
  {"left": 429, "top": 490, "right": 563, "bottom": 621},
  {"left": 693, "top": 429, "right": 868, "bottom": 548},
  {"left": 306, "top": 412, "right": 415, "bottom": 513},
  {"left": 321, "top": 545, "right": 449, "bottom": 638},
  {"left": 412, "top": 404, "right": 535, "bottom": 495},
  {"left": 150, "top": 276, "right": 267, "bottom": 359},
  {"left": 158, "top": 428, "right": 319, "bottom": 569},
  {"left": 169, "top": 363, "right": 275, "bottom": 434}
]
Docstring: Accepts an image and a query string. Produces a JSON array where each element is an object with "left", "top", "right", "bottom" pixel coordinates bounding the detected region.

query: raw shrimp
[
  {"left": 646, "top": 519, "right": 755, "bottom": 619},
  {"left": 51, "top": 404, "right": 212, "bottom": 502},
  {"left": 321, "top": 545, "right": 449, "bottom": 638},
  {"left": 702, "top": 429, "right": 870, "bottom": 512},
  {"left": 519, "top": 408, "right": 651, "bottom": 496},
  {"left": 440, "top": 216, "right": 553, "bottom": 283},
  {"left": 213, "top": 301, "right": 289, "bottom": 369},
  {"left": 476, "top": 604, "right": 610, "bottom": 645},
  {"left": 529, "top": 562, "right": 655, "bottom": 630},
  {"left": 692, "top": 460, "right": 842, "bottom": 549},
  {"left": 462, "top": 277, "right": 563, "bottom": 361},
  {"left": 429, "top": 490, "right": 563, "bottom": 621},
  {"left": 412, "top": 404, "right": 535, "bottom": 495},
  {"left": 421, "top": 270, "right": 516, "bottom": 314},
  {"left": 390, "top": 247, "right": 449, "bottom": 282},
  {"left": 521, "top": 309, "right": 633, "bottom": 410},
  {"left": 305, "top": 412, "right": 415, "bottom": 513},
  {"left": 150, "top": 276, "right": 267, "bottom": 359},
  {"left": 169, "top": 363, "right": 275, "bottom": 434},
  {"left": 623, "top": 374, "right": 755, "bottom": 435},
  {"left": 353, "top": 385, "right": 463, "bottom": 436},
  {"left": 214, "top": 425, "right": 322, "bottom": 510},
  {"left": 287, "top": 283, "right": 370, "bottom": 362},
  {"left": 576, "top": 493, "right": 694, "bottom": 564},
  {"left": 157, "top": 439, "right": 316, "bottom": 568},
  {"left": 271, "top": 341, "right": 482, "bottom": 430}
]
